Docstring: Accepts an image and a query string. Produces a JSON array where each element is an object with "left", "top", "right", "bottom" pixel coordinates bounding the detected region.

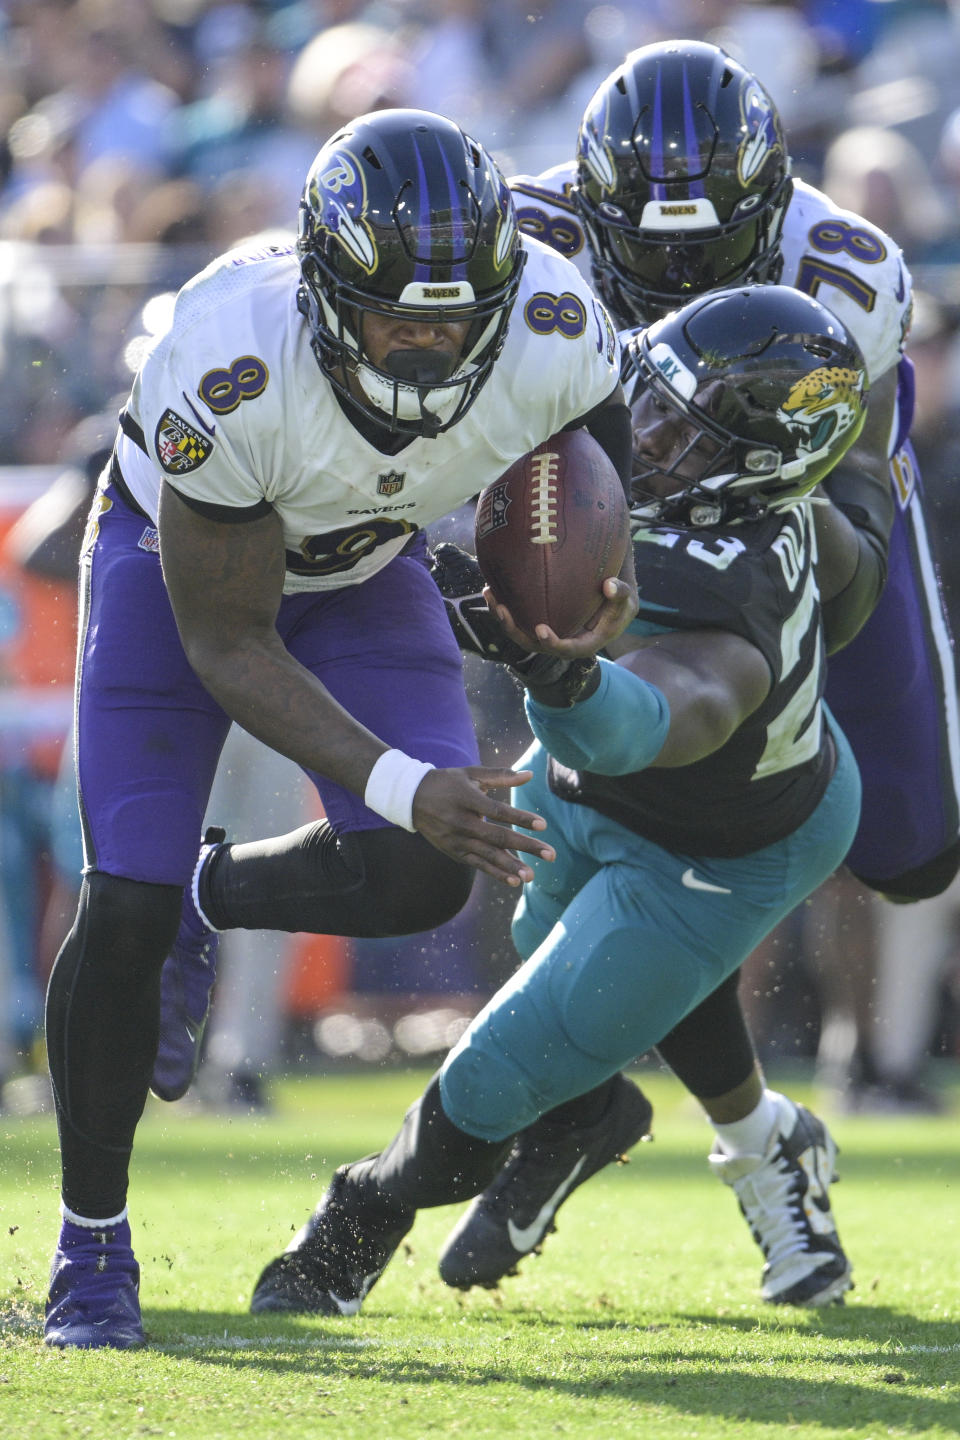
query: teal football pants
[{"left": 440, "top": 719, "right": 860, "bottom": 1140}]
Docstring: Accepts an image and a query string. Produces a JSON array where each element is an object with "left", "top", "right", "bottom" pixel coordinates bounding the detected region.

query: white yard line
[{"left": 157, "top": 1334, "right": 960, "bottom": 1357}]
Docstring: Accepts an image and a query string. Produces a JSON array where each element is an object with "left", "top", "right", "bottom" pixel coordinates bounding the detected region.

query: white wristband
[{"left": 364, "top": 749, "right": 435, "bottom": 831}]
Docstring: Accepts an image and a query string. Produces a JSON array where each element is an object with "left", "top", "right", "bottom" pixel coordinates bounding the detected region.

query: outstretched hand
[
  {"left": 485, "top": 573, "right": 639, "bottom": 659},
  {"left": 412, "top": 766, "right": 554, "bottom": 886}
]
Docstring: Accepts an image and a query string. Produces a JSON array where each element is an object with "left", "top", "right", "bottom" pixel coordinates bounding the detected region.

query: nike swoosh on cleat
[
  {"left": 328, "top": 1291, "right": 362, "bottom": 1316},
  {"left": 799, "top": 1146, "right": 837, "bottom": 1232},
  {"left": 506, "top": 1156, "right": 588, "bottom": 1253},
  {"left": 680, "top": 868, "right": 732, "bottom": 894},
  {"left": 329, "top": 1273, "right": 379, "bottom": 1316}
]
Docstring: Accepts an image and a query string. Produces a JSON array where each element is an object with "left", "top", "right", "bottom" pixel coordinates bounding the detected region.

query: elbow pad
[
  {"left": 524, "top": 656, "right": 670, "bottom": 775},
  {"left": 821, "top": 525, "right": 888, "bottom": 654}
]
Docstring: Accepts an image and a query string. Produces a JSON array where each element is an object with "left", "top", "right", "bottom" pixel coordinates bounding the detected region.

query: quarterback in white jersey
[
  {"left": 42, "top": 109, "right": 636, "bottom": 1351},
  {"left": 118, "top": 230, "right": 620, "bottom": 594}
]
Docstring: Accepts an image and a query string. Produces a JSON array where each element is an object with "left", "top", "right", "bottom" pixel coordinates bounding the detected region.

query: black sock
[
  {"left": 533, "top": 1077, "right": 618, "bottom": 1130},
  {"left": 655, "top": 972, "right": 756, "bottom": 1099},
  {"left": 357, "top": 1074, "right": 513, "bottom": 1212}
]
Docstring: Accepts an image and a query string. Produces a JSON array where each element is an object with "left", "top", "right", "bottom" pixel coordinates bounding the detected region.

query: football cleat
[
  {"left": 438, "top": 1073, "right": 653, "bottom": 1290},
  {"left": 249, "top": 1163, "right": 414, "bottom": 1316},
  {"left": 44, "top": 1217, "right": 145, "bottom": 1349},
  {"left": 710, "top": 1092, "right": 853, "bottom": 1306},
  {"left": 151, "top": 827, "right": 225, "bottom": 1103}
]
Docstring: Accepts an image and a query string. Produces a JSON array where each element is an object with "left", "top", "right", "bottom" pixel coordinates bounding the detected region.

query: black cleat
[
  {"left": 250, "top": 1164, "right": 414, "bottom": 1316},
  {"left": 438, "top": 1073, "right": 653, "bottom": 1290}
]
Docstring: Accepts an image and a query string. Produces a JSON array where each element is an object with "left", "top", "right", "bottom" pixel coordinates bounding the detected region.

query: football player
[
  {"left": 429, "top": 40, "right": 957, "bottom": 1300},
  {"left": 247, "top": 285, "right": 868, "bottom": 1319},
  {"left": 511, "top": 38, "right": 957, "bottom": 899},
  {"left": 42, "top": 108, "right": 638, "bottom": 1349}
]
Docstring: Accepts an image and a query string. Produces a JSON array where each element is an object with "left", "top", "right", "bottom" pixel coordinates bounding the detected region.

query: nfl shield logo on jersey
[
  {"left": 155, "top": 409, "right": 213, "bottom": 475},
  {"left": 377, "top": 470, "right": 405, "bottom": 497}
]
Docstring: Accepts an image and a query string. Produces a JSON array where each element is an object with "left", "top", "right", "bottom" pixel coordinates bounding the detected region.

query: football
[{"left": 474, "top": 428, "right": 630, "bottom": 639}]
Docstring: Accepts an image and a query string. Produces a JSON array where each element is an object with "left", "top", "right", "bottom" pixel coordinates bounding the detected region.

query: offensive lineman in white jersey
[
  {"left": 42, "top": 108, "right": 637, "bottom": 1349},
  {"left": 429, "top": 40, "right": 958, "bottom": 1305}
]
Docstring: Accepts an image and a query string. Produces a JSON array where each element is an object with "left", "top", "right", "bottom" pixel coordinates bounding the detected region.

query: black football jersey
[{"left": 548, "top": 503, "right": 836, "bottom": 856}]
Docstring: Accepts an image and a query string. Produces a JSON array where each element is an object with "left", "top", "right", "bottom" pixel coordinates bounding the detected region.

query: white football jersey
[
  {"left": 117, "top": 234, "right": 620, "bottom": 593},
  {"left": 509, "top": 164, "right": 912, "bottom": 385}
]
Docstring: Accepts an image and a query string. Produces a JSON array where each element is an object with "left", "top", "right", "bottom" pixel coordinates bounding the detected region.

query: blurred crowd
[{"left": 3, "top": 0, "right": 960, "bottom": 1113}]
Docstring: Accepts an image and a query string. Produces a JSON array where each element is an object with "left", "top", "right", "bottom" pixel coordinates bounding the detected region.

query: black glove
[
  {"left": 429, "top": 542, "right": 600, "bottom": 707},
  {"left": 428, "top": 541, "right": 530, "bottom": 662}
]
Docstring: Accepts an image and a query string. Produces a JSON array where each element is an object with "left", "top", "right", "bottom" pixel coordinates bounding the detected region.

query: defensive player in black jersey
[
  {"left": 248, "top": 285, "right": 869, "bottom": 1318},
  {"left": 429, "top": 39, "right": 922, "bottom": 1300}
]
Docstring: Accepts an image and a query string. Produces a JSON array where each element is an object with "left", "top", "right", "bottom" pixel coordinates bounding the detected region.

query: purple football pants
[
  {"left": 75, "top": 485, "right": 479, "bottom": 887},
  {"left": 825, "top": 443, "right": 960, "bottom": 882}
]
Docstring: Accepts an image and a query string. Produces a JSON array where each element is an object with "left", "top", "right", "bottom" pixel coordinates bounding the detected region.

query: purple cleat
[
  {"left": 44, "top": 1217, "right": 145, "bottom": 1349},
  {"left": 151, "top": 827, "right": 224, "bottom": 1102}
]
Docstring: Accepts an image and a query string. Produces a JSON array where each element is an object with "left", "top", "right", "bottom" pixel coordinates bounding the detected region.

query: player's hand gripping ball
[{"left": 475, "top": 429, "right": 629, "bottom": 639}]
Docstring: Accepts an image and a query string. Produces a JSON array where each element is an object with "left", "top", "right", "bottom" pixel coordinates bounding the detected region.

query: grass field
[{"left": 2, "top": 1064, "right": 959, "bottom": 1439}]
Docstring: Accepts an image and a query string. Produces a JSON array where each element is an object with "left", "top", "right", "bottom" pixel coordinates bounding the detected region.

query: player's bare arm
[
  {"left": 159, "top": 483, "right": 392, "bottom": 793},
  {"left": 158, "top": 483, "right": 553, "bottom": 883},
  {"left": 605, "top": 626, "right": 771, "bottom": 768}
]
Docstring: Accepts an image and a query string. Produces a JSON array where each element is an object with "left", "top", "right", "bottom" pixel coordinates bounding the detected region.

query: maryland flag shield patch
[{"left": 155, "top": 409, "right": 213, "bottom": 475}]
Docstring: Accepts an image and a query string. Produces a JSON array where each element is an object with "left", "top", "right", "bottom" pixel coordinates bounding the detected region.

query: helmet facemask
[
  {"left": 574, "top": 41, "right": 794, "bottom": 330},
  {"left": 577, "top": 175, "right": 792, "bottom": 329},
  {"left": 629, "top": 365, "right": 775, "bottom": 527},
  {"left": 300, "top": 251, "right": 521, "bottom": 435}
]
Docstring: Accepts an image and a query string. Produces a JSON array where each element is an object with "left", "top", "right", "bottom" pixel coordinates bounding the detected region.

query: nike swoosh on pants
[{"left": 680, "top": 867, "right": 732, "bottom": 894}]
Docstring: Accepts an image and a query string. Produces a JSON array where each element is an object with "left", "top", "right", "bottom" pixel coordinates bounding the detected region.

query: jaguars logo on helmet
[
  {"left": 779, "top": 367, "right": 866, "bottom": 457},
  {"left": 627, "top": 285, "right": 870, "bottom": 523}
]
